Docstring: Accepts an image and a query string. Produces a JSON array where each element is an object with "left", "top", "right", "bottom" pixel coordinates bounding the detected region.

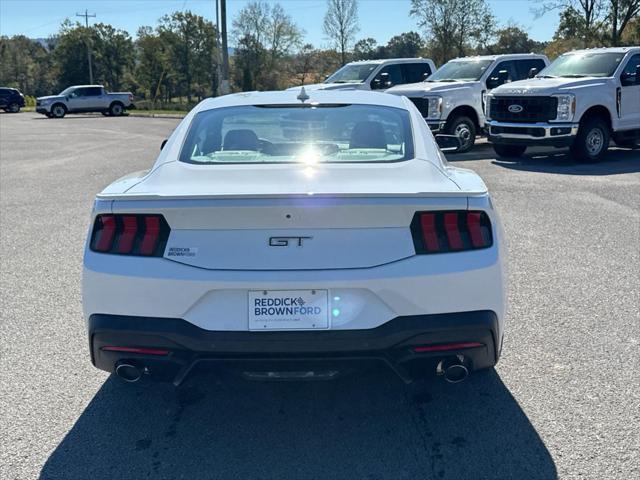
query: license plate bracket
[{"left": 248, "top": 290, "right": 329, "bottom": 331}]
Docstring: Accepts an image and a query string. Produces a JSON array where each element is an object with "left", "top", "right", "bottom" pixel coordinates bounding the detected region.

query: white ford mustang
[{"left": 82, "top": 89, "right": 506, "bottom": 385}]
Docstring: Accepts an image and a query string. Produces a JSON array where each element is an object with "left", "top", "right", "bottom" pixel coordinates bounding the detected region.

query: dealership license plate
[{"left": 248, "top": 290, "right": 329, "bottom": 331}]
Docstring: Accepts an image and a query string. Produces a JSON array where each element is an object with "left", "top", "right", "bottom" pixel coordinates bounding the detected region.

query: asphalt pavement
[{"left": 1, "top": 112, "right": 638, "bottom": 480}]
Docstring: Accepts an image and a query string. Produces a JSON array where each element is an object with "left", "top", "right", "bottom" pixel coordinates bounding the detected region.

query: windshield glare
[
  {"left": 428, "top": 59, "right": 493, "bottom": 82},
  {"left": 539, "top": 53, "right": 625, "bottom": 78},
  {"left": 180, "top": 104, "right": 414, "bottom": 164},
  {"left": 325, "top": 63, "right": 378, "bottom": 84}
]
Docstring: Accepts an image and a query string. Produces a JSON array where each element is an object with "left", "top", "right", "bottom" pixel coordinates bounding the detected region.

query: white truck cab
[
  {"left": 487, "top": 47, "right": 640, "bottom": 162},
  {"left": 387, "top": 54, "right": 550, "bottom": 152},
  {"left": 288, "top": 58, "right": 437, "bottom": 92}
]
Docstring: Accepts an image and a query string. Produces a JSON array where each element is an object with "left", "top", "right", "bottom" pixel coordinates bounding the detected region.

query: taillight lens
[
  {"left": 90, "top": 214, "right": 170, "bottom": 256},
  {"left": 411, "top": 210, "right": 493, "bottom": 254}
]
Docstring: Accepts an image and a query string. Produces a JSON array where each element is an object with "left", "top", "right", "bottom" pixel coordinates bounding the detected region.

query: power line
[{"left": 76, "top": 9, "right": 96, "bottom": 84}]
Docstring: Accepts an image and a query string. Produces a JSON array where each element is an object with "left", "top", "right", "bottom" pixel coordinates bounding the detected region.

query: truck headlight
[
  {"left": 426, "top": 96, "right": 442, "bottom": 120},
  {"left": 554, "top": 94, "right": 576, "bottom": 122}
]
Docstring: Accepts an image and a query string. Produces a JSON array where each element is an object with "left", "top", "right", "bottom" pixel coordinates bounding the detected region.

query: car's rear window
[{"left": 179, "top": 104, "right": 414, "bottom": 164}]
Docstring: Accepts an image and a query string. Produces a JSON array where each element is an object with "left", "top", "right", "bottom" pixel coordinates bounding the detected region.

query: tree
[
  {"left": 157, "top": 12, "right": 217, "bottom": 102},
  {"left": 0, "top": 35, "right": 55, "bottom": 95},
  {"left": 410, "top": 0, "right": 496, "bottom": 64},
  {"left": 353, "top": 37, "right": 378, "bottom": 60},
  {"left": 608, "top": 0, "right": 640, "bottom": 45},
  {"left": 293, "top": 43, "right": 317, "bottom": 85},
  {"left": 383, "top": 31, "right": 424, "bottom": 58},
  {"left": 93, "top": 23, "right": 134, "bottom": 91},
  {"left": 232, "top": 1, "right": 303, "bottom": 90},
  {"left": 484, "top": 25, "right": 547, "bottom": 55},
  {"left": 323, "top": 0, "right": 359, "bottom": 65}
]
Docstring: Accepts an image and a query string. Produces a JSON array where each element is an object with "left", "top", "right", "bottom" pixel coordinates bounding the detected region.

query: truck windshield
[
  {"left": 325, "top": 63, "right": 378, "bottom": 83},
  {"left": 59, "top": 87, "right": 75, "bottom": 96},
  {"left": 180, "top": 104, "right": 414, "bottom": 164},
  {"left": 538, "top": 52, "right": 626, "bottom": 78},
  {"left": 427, "top": 59, "right": 493, "bottom": 82}
]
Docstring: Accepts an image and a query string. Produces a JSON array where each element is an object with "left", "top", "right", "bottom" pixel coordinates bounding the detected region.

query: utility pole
[
  {"left": 76, "top": 9, "right": 96, "bottom": 84},
  {"left": 219, "top": 0, "right": 230, "bottom": 95}
]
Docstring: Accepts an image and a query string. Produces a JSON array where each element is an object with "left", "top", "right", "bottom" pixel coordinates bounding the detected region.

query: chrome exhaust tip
[
  {"left": 115, "top": 362, "right": 142, "bottom": 383},
  {"left": 443, "top": 363, "right": 469, "bottom": 383},
  {"left": 436, "top": 356, "right": 470, "bottom": 383}
]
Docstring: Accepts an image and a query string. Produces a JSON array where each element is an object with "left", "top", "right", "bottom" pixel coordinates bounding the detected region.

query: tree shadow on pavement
[
  {"left": 39, "top": 369, "right": 556, "bottom": 480},
  {"left": 492, "top": 148, "right": 640, "bottom": 175}
]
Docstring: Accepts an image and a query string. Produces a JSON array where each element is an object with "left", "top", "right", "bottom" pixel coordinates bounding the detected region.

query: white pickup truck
[
  {"left": 288, "top": 58, "right": 437, "bottom": 92},
  {"left": 386, "top": 54, "right": 550, "bottom": 152},
  {"left": 487, "top": 47, "right": 640, "bottom": 162},
  {"left": 36, "top": 85, "right": 135, "bottom": 119}
]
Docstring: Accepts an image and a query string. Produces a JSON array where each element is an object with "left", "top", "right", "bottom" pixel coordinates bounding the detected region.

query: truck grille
[
  {"left": 489, "top": 96, "right": 558, "bottom": 123},
  {"left": 408, "top": 98, "right": 429, "bottom": 117}
]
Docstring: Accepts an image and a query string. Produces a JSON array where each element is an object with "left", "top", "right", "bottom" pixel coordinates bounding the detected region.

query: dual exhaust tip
[{"left": 115, "top": 358, "right": 471, "bottom": 384}]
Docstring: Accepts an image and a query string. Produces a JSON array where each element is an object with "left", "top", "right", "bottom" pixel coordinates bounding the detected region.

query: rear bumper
[
  {"left": 488, "top": 121, "right": 578, "bottom": 147},
  {"left": 89, "top": 311, "right": 501, "bottom": 384}
]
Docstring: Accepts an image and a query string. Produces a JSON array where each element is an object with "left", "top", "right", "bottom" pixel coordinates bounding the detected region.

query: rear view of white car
[{"left": 82, "top": 90, "right": 506, "bottom": 386}]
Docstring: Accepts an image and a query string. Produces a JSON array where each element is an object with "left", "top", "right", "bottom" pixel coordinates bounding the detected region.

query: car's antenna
[{"left": 297, "top": 86, "right": 309, "bottom": 103}]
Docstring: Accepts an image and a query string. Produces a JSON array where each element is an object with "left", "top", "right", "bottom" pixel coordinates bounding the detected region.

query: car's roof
[
  {"left": 68, "top": 84, "right": 104, "bottom": 88},
  {"left": 345, "top": 58, "right": 430, "bottom": 65},
  {"left": 561, "top": 46, "right": 640, "bottom": 55},
  {"left": 449, "top": 53, "right": 547, "bottom": 62},
  {"left": 196, "top": 90, "right": 410, "bottom": 112}
]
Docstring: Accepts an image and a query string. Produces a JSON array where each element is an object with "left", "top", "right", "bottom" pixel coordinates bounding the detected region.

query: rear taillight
[
  {"left": 90, "top": 214, "right": 170, "bottom": 256},
  {"left": 411, "top": 210, "right": 493, "bottom": 254}
]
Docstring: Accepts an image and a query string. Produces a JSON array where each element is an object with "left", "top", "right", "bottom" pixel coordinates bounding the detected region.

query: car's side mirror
[
  {"left": 372, "top": 72, "right": 391, "bottom": 90},
  {"left": 487, "top": 70, "right": 509, "bottom": 89},
  {"left": 435, "top": 134, "right": 461, "bottom": 153},
  {"left": 160, "top": 139, "right": 168, "bottom": 151},
  {"left": 528, "top": 67, "right": 538, "bottom": 78},
  {"left": 621, "top": 65, "right": 640, "bottom": 86}
]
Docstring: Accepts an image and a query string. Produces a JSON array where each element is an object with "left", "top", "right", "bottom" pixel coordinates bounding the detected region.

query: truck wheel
[
  {"left": 51, "top": 104, "right": 66, "bottom": 118},
  {"left": 570, "top": 117, "right": 609, "bottom": 162},
  {"left": 109, "top": 102, "right": 124, "bottom": 116},
  {"left": 493, "top": 144, "right": 527, "bottom": 158},
  {"left": 446, "top": 116, "right": 476, "bottom": 153},
  {"left": 8, "top": 102, "right": 20, "bottom": 113}
]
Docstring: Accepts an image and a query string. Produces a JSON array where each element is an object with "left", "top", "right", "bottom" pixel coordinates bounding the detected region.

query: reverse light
[
  {"left": 90, "top": 214, "right": 170, "bottom": 256},
  {"left": 410, "top": 210, "right": 493, "bottom": 254},
  {"left": 554, "top": 94, "right": 575, "bottom": 121}
]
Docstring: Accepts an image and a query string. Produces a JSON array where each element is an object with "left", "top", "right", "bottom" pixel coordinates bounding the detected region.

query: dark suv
[{"left": 0, "top": 87, "right": 26, "bottom": 113}]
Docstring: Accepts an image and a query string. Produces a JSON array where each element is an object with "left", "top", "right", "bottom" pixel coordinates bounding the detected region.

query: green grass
[{"left": 128, "top": 109, "right": 187, "bottom": 117}]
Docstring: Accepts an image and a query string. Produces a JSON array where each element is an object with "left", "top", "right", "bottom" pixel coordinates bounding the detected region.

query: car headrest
[
  {"left": 223, "top": 129, "right": 259, "bottom": 151},
  {"left": 349, "top": 121, "right": 387, "bottom": 149}
]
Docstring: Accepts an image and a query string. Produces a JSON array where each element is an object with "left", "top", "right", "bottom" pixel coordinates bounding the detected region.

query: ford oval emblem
[{"left": 508, "top": 104, "right": 523, "bottom": 113}]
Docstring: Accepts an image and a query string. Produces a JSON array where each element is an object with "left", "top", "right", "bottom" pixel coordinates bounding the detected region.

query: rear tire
[
  {"left": 570, "top": 116, "right": 609, "bottom": 162},
  {"left": 109, "top": 102, "right": 124, "bottom": 116},
  {"left": 8, "top": 102, "right": 20, "bottom": 113},
  {"left": 493, "top": 144, "right": 527, "bottom": 158},
  {"left": 446, "top": 115, "right": 476, "bottom": 153},
  {"left": 51, "top": 104, "right": 66, "bottom": 118}
]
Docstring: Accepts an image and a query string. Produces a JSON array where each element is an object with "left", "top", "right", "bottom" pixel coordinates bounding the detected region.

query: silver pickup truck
[{"left": 36, "top": 85, "right": 135, "bottom": 118}]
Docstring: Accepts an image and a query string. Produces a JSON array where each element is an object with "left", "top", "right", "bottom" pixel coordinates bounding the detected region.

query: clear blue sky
[{"left": 0, "top": 0, "right": 559, "bottom": 45}]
